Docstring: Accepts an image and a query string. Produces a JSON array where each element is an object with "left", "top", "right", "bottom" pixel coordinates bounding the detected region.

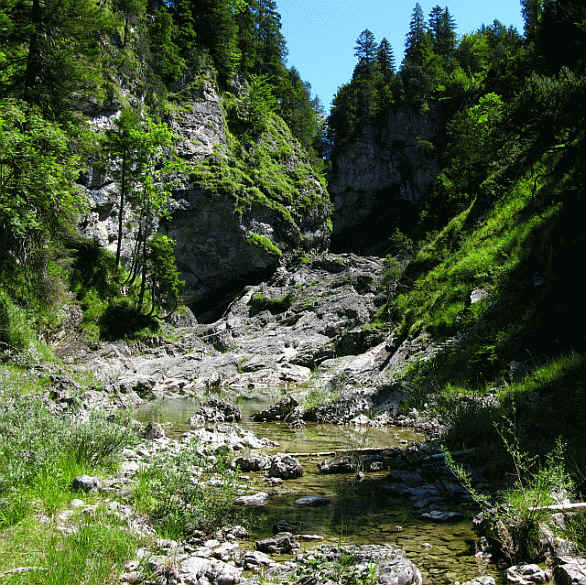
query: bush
[
  {"left": 446, "top": 432, "right": 575, "bottom": 563},
  {"left": 249, "top": 292, "right": 294, "bottom": 315},
  {"left": 99, "top": 298, "right": 158, "bottom": 340}
]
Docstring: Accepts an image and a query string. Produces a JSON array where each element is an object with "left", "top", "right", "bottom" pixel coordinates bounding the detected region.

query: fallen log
[
  {"left": 286, "top": 447, "right": 402, "bottom": 458},
  {"left": 529, "top": 502, "right": 586, "bottom": 513},
  {"left": 0, "top": 567, "right": 48, "bottom": 579}
]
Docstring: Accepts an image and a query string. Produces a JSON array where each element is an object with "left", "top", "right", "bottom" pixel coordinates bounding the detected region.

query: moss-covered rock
[{"left": 164, "top": 84, "right": 331, "bottom": 316}]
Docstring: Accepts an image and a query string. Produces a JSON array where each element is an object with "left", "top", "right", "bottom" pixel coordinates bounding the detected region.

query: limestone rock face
[
  {"left": 80, "top": 79, "right": 331, "bottom": 318},
  {"left": 169, "top": 81, "right": 227, "bottom": 161},
  {"left": 329, "top": 108, "right": 439, "bottom": 249}
]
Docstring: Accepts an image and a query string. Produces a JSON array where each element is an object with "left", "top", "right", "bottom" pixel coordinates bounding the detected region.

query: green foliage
[
  {"left": 246, "top": 233, "right": 282, "bottom": 257},
  {"left": 248, "top": 292, "right": 294, "bottom": 315},
  {"left": 99, "top": 297, "right": 158, "bottom": 341},
  {"left": 446, "top": 434, "right": 575, "bottom": 562},
  {"left": 0, "top": 394, "right": 138, "bottom": 516},
  {"left": 146, "top": 233, "right": 184, "bottom": 317},
  {"left": 0, "top": 100, "right": 85, "bottom": 298},
  {"left": 133, "top": 442, "right": 241, "bottom": 538}
]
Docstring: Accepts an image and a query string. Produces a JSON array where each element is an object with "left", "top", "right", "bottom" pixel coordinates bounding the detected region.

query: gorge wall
[{"left": 328, "top": 108, "right": 440, "bottom": 253}]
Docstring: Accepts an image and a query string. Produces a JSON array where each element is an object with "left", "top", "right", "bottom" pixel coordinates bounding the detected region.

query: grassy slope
[{"left": 385, "top": 146, "right": 586, "bottom": 471}]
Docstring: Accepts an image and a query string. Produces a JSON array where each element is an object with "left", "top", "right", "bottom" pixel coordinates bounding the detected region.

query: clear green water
[{"left": 135, "top": 390, "right": 504, "bottom": 585}]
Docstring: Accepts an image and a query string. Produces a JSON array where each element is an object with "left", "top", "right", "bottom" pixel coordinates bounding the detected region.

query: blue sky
[{"left": 275, "top": 0, "right": 525, "bottom": 111}]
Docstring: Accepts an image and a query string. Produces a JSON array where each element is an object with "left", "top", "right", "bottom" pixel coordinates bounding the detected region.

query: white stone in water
[
  {"left": 294, "top": 496, "right": 330, "bottom": 506},
  {"left": 233, "top": 492, "right": 269, "bottom": 506}
]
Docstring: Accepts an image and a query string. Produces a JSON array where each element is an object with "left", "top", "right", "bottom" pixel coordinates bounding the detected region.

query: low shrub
[
  {"left": 248, "top": 292, "right": 295, "bottom": 315},
  {"left": 133, "top": 442, "right": 242, "bottom": 539},
  {"left": 99, "top": 298, "right": 159, "bottom": 340}
]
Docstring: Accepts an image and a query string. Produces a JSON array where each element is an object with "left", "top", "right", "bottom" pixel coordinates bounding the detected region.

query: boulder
[
  {"left": 507, "top": 564, "right": 548, "bottom": 585},
  {"left": 233, "top": 492, "right": 269, "bottom": 507},
  {"left": 232, "top": 456, "right": 271, "bottom": 472},
  {"left": 269, "top": 455, "right": 303, "bottom": 479},
  {"left": 72, "top": 475, "right": 102, "bottom": 493},
  {"left": 252, "top": 397, "right": 298, "bottom": 422},
  {"left": 319, "top": 455, "right": 357, "bottom": 474},
  {"left": 190, "top": 399, "right": 241, "bottom": 424},
  {"left": 256, "top": 532, "right": 300, "bottom": 555},
  {"left": 554, "top": 557, "right": 586, "bottom": 585},
  {"left": 179, "top": 556, "right": 242, "bottom": 585},
  {"left": 144, "top": 422, "right": 166, "bottom": 440},
  {"left": 241, "top": 550, "right": 274, "bottom": 569}
]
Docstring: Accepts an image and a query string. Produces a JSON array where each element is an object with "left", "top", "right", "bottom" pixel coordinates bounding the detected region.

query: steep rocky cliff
[
  {"left": 81, "top": 79, "right": 331, "bottom": 320},
  {"left": 329, "top": 108, "right": 439, "bottom": 252}
]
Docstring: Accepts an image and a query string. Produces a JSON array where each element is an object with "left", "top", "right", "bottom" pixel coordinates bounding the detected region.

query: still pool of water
[{"left": 134, "top": 390, "right": 505, "bottom": 585}]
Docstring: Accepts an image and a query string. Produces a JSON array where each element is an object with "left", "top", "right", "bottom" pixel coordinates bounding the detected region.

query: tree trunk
[
  {"left": 138, "top": 235, "right": 147, "bottom": 311},
  {"left": 115, "top": 148, "right": 127, "bottom": 267},
  {"left": 24, "top": 0, "right": 42, "bottom": 103}
]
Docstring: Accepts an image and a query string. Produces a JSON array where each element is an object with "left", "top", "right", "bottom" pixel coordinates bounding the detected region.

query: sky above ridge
[{"left": 275, "top": 0, "right": 525, "bottom": 111}]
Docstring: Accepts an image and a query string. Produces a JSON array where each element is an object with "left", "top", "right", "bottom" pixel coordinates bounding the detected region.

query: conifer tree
[
  {"left": 429, "top": 6, "right": 457, "bottom": 58},
  {"left": 354, "top": 29, "right": 378, "bottom": 66},
  {"left": 521, "top": 0, "right": 543, "bottom": 43},
  {"left": 377, "top": 38, "right": 396, "bottom": 81},
  {"left": 404, "top": 2, "right": 429, "bottom": 67}
]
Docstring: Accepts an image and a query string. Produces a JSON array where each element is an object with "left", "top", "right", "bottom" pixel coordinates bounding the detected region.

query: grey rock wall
[{"left": 329, "top": 108, "right": 440, "bottom": 248}]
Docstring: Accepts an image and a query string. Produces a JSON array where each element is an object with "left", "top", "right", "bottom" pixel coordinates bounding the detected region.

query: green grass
[
  {"left": 0, "top": 511, "right": 141, "bottom": 585},
  {"left": 133, "top": 442, "right": 243, "bottom": 539},
  {"left": 0, "top": 367, "right": 144, "bottom": 584},
  {"left": 246, "top": 233, "right": 283, "bottom": 258},
  {"left": 248, "top": 292, "right": 294, "bottom": 315}
]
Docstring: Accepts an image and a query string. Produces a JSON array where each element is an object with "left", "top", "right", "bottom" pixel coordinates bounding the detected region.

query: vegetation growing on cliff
[
  {"left": 327, "top": 1, "right": 586, "bottom": 472},
  {"left": 0, "top": 0, "right": 325, "bottom": 345}
]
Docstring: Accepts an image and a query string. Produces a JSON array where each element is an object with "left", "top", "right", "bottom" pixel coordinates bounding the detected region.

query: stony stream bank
[{"left": 49, "top": 253, "right": 583, "bottom": 585}]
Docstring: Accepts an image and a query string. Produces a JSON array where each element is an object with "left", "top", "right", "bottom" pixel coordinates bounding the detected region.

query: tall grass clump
[
  {"left": 446, "top": 432, "right": 577, "bottom": 563},
  {"left": 133, "top": 442, "right": 242, "bottom": 539},
  {"left": 0, "top": 396, "right": 139, "bottom": 524}
]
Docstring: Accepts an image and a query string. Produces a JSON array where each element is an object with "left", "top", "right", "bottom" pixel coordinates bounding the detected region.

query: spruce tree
[
  {"left": 429, "top": 6, "right": 457, "bottom": 58},
  {"left": 354, "top": 29, "right": 378, "bottom": 66},
  {"left": 377, "top": 38, "right": 396, "bottom": 81},
  {"left": 404, "top": 2, "right": 429, "bottom": 67}
]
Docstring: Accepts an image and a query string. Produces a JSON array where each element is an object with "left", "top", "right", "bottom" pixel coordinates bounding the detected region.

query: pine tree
[
  {"left": 429, "top": 6, "right": 457, "bottom": 58},
  {"left": 5, "top": 0, "right": 114, "bottom": 115},
  {"left": 521, "top": 0, "right": 543, "bottom": 43},
  {"left": 150, "top": 6, "right": 184, "bottom": 84},
  {"left": 257, "top": 0, "right": 287, "bottom": 77}
]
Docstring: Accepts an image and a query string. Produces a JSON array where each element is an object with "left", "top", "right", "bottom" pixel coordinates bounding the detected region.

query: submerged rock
[
  {"left": 318, "top": 455, "right": 357, "bottom": 474},
  {"left": 458, "top": 578, "right": 496, "bottom": 585},
  {"left": 233, "top": 492, "right": 270, "bottom": 507},
  {"left": 294, "top": 496, "right": 330, "bottom": 506}
]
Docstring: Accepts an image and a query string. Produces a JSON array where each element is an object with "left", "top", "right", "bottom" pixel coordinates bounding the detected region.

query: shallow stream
[{"left": 136, "top": 389, "right": 504, "bottom": 585}]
